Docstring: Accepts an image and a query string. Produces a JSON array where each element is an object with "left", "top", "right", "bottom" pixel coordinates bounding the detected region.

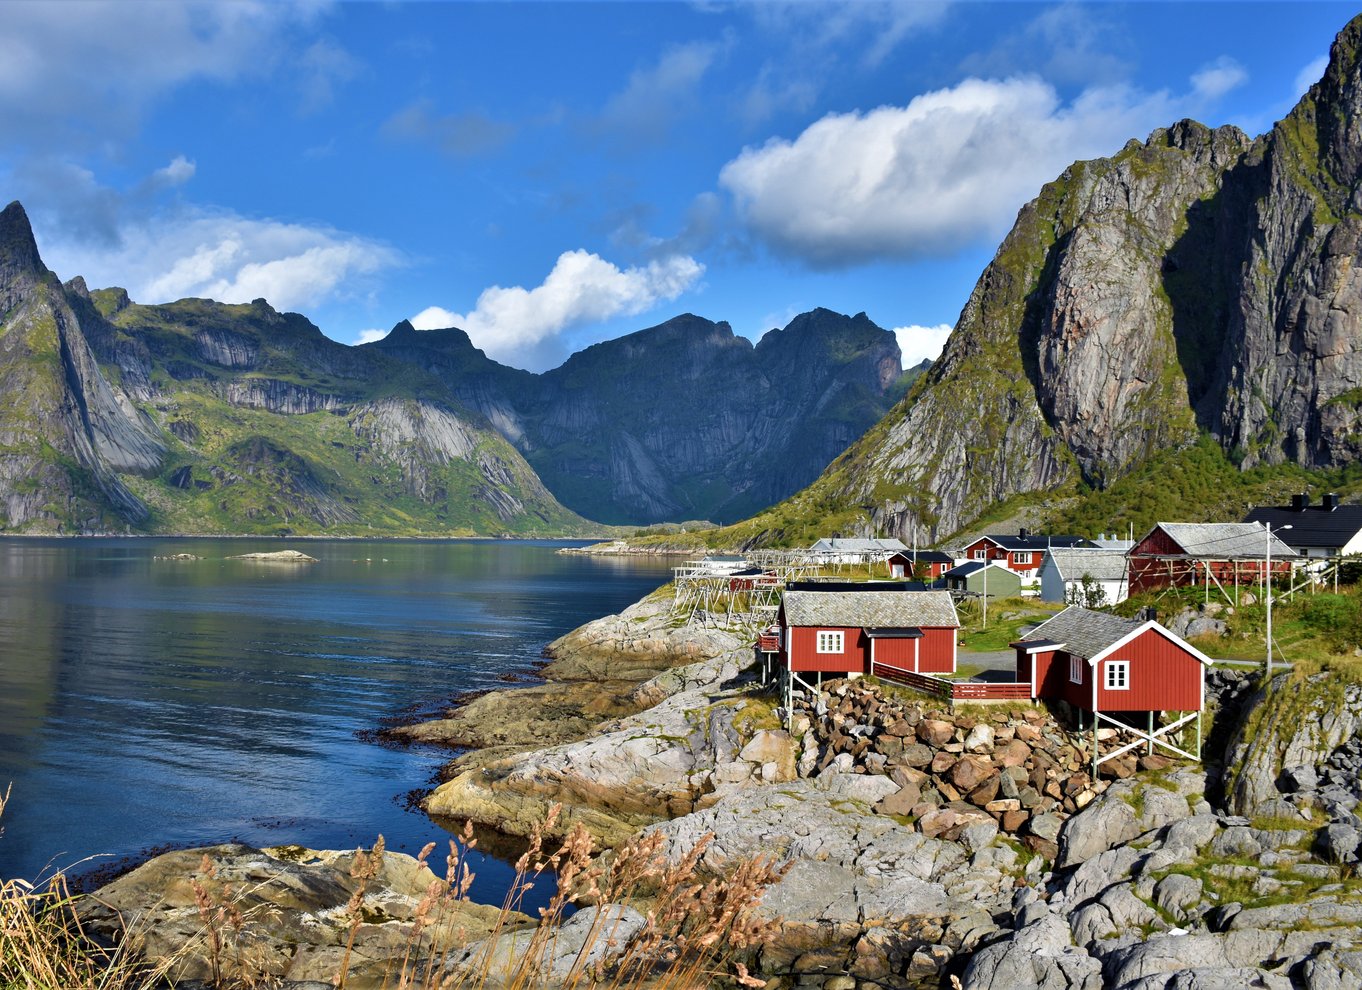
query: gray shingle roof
[
  {"left": 783, "top": 590, "right": 959, "bottom": 629},
  {"left": 1046, "top": 549, "right": 1129, "bottom": 583},
  {"left": 1015, "top": 606, "right": 1142, "bottom": 661},
  {"left": 1150, "top": 523, "right": 1299, "bottom": 559}
]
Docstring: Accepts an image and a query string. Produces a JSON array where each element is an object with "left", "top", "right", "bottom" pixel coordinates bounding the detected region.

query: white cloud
[
  {"left": 593, "top": 38, "right": 729, "bottom": 145},
  {"left": 1190, "top": 57, "right": 1248, "bottom": 101},
  {"left": 382, "top": 100, "right": 515, "bottom": 158},
  {"left": 719, "top": 71, "right": 1234, "bottom": 267},
  {"left": 0, "top": 1, "right": 326, "bottom": 148},
  {"left": 42, "top": 207, "right": 400, "bottom": 313},
  {"left": 892, "top": 324, "right": 952, "bottom": 368},
  {"left": 410, "top": 306, "right": 461, "bottom": 330},
  {"left": 415, "top": 250, "right": 704, "bottom": 363},
  {"left": 354, "top": 328, "right": 388, "bottom": 345},
  {"left": 1295, "top": 54, "right": 1329, "bottom": 97},
  {"left": 151, "top": 155, "right": 196, "bottom": 188}
]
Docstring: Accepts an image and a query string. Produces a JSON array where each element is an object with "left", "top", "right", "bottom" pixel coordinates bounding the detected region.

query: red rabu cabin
[
  {"left": 1127, "top": 523, "right": 1297, "bottom": 596},
  {"left": 1011, "top": 605, "right": 1211, "bottom": 712},
  {"left": 961, "top": 530, "right": 1091, "bottom": 575},
  {"left": 779, "top": 589, "right": 960, "bottom": 677}
]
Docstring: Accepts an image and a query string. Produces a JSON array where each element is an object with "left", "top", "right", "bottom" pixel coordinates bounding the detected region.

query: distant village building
[
  {"left": 1039, "top": 548, "right": 1131, "bottom": 605},
  {"left": 887, "top": 550, "right": 954, "bottom": 579},
  {"left": 807, "top": 537, "right": 909, "bottom": 564},
  {"left": 959, "top": 530, "right": 1093, "bottom": 576},
  {"left": 1244, "top": 492, "right": 1362, "bottom": 560},
  {"left": 695, "top": 554, "right": 750, "bottom": 575},
  {"left": 942, "top": 560, "right": 1022, "bottom": 599},
  {"left": 1090, "top": 534, "right": 1136, "bottom": 551},
  {"left": 1010, "top": 605, "right": 1212, "bottom": 770},
  {"left": 1128, "top": 523, "right": 1298, "bottom": 596},
  {"left": 777, "top": 589, "right": 960, "bottom": 678}
]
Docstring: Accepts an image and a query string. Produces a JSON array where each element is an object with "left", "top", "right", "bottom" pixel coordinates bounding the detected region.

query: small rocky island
[
  {"left": 87, "top": 585, "right": 1362, "bottom": 989},
  {"left": 225, "top": 549, "right": 319, "bottom": 562}
]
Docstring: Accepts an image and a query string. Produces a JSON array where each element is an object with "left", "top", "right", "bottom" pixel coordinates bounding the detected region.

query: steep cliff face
[
  {"left": 0, "top": 202, "right": 164, "bottom": 531},
  {"left": 0, "top": 204, "right": 594, "bottom": 536},
  {"left": 756, "top": 14, "right": 1362, "bottom": 543},
  {"left": 369, "top": 308, "right": 903, "bottom": 524}
]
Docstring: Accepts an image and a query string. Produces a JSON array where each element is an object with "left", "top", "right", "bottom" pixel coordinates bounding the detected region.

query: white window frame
[
  {"left": 816, "top": 630, "right": 845, "bottom": 654},
  {"left": 1105, "top": 660, "right": 1130, "bottom": 691},
  {"left": 973, "top": 549, "right": 987, "bottom": 560},
  {"left": 1014, "top": 551, "right": 1033, "bottom": 565},
  {"left": 1069, "top": 655, "right": 1083, "bottom": 684}
]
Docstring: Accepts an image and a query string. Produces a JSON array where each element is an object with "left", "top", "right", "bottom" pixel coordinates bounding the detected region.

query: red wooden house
[
  {"left": 1127, "top": 523, "right": 1298, "bottom": 596},
  {"left": 887, "top": 550, "right": 954, "bottom": 579},
  {"left": 1011, "top": 605, "right": 1213, "bottom": 770},
  {"left": 960, "top": 530, "right": 1093, "bottom": 575},
  {"left": 778, "top": 589, "right": 960, "bottom": 678}
]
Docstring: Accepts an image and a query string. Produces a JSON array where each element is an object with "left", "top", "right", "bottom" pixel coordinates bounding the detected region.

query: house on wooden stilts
[{"left": 1010, "top": 605, "right": 1213, "bottom": 774}]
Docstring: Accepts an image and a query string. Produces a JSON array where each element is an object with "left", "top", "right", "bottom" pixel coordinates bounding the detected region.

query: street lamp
[{"left": 1265, "top": 522, "right": 1292, "bottom": 679}]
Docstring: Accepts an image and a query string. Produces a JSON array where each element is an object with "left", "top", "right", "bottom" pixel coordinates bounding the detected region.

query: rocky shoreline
[{"left": 87, "top": 588, "right": 1362, "bottom": 989}]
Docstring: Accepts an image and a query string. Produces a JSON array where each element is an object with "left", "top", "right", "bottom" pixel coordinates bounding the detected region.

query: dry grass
[{"left": 1, "top": 792, "right": 787, "bottom": 990}]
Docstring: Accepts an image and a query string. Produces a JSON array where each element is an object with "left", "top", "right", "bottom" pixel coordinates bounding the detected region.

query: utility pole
[{"left": 1265, "top": 522, "right": 1292, "bottom": 680}]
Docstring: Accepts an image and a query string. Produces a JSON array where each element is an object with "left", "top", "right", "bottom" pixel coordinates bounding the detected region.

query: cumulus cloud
[
  {"left": 382, "top": 100, "right": 515, "bottom": 157},
  {"left": 892, "top": 324, "right": 952, "bottom": 368},
  {"left": 41, "top": 207, "right": 400, "bottom": 313},
  {"left": 354, "top": 327, "right": 389, "bottom": 345},
  {"left": 719, "top": 71, "right": 1236, "bottom": 268},
  {"left": 413, "top": 250, "right": 704, "bottom": 364}
]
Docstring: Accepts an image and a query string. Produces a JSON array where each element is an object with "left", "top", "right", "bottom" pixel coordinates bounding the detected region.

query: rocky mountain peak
[{"left": 0, "top": 200, "right": 48, "bottom": 312}]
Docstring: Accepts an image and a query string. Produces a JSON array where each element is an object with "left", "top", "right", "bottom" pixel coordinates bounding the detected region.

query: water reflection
[{"left": 0, "top": 538, "right": 672, "bottom": 909}]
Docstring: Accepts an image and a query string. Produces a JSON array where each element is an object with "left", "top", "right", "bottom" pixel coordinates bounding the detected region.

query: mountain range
[{"left": 0, "top": 202, "right": 903, "bottom": 535}]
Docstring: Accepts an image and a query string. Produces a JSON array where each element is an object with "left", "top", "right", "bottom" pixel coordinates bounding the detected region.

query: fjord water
[{"left": 0, "top": 538, "right": 673, "bottom": 904}]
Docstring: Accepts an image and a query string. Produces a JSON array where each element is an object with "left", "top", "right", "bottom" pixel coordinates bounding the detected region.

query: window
[
  {"left": 816, "top": 630, "right": 844, "bottom": 654},
  {"left": 1105, "top": 660, "right": 1130, "bottom": 690},
  {"left": 1069, "top": 655, "right": 1083, "bottom": 684},
  {"left": 973, "top": 549, "right": 986, "bottom": 560},
  {"left": 1014, "top": 551, "right": 1033, "bottom": 565}
]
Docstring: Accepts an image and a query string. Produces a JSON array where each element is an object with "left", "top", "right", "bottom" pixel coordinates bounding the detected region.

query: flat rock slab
[{"left": 226, "top": 549, "right": 318, "bottom": 562}]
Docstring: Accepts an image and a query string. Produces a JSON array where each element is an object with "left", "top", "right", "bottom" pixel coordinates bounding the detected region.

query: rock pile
[{"left": 788, "top": 679, "right": 1181, "bottom": 859}]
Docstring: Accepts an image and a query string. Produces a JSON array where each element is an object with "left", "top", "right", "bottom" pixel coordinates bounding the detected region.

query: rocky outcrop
[
  {"left": 962, "top": 772, "right": 1362, "bottom": 990},
  {"left": 224, "top": 378, "right": 346, "bottom": 414},
  {"left": 1225, "top": 671, "right": 1362, "bottom": 825}
]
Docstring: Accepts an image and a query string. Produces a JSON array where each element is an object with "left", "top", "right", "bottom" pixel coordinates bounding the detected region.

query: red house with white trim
[
  {"left": 1011, "top": 606, "right": 1213, "bottom": 770},
  {"left": 778, "top": 589, "right": 960, "bottom": 677},
  {"left": 961, "top": 530, "right": 1093, "bottom": 575}
]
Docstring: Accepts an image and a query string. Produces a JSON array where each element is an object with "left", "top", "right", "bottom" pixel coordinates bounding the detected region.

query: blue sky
[{"left": 3, "top": 1, "right": 1355, "bottom": 371}]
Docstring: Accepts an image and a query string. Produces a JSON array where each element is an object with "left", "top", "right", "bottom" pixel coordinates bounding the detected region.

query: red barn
[
  {"left": 1127, "top": 523, "right": 1298, "bottom": 596},
  {"left": 778, "top": 589, "right": 960, "bottom": 678},
  {"left": 960, "top": 530, "right": 1092, "bottom": 575}
]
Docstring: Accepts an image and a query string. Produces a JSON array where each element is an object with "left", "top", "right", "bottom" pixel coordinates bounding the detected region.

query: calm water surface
[{"left": 0, "top": 538, "right": 673, "bottom": 907}]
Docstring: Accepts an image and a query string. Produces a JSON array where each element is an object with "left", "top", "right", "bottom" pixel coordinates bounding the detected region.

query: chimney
[
  {"left": 1292, "top": 493, "right": 1308, "bottom": 511},
  {"left": 1324, "top": 492, "right": 1340, "bottom": 511},
  {"left": 1018, "top": 527, "right": 1030, "bottom": 539}
]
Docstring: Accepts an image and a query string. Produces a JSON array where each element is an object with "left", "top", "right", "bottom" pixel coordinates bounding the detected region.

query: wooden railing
[
  {"left": 873, "top": 663, "right": 1032, "bottom": 702},
  {"left": 756, "top": 633, "right": 781, "bottom": 652}
]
